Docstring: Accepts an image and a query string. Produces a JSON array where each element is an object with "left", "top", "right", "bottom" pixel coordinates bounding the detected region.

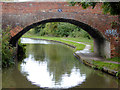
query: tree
[
  {"left": 69, "top": 2, "right": 120, "bottom": 15},
  {"left": 34, "top": 24, "right": 45, "bottom": 34}
]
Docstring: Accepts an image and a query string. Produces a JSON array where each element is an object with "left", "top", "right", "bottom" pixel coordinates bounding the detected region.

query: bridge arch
[{"left": 10, "top": 18, "right": 110, "bottom": 58}]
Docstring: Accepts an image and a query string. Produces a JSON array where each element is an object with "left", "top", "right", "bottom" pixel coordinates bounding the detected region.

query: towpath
[{"left": 62, "top": 39, "right": 120, "bottom": 64}]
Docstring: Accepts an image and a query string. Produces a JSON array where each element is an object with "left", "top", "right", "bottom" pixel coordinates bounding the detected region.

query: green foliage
[
  {"left": 26, "top": 22, "right": 91, "bottom": 40},
  {"left": 110, "top": 21, "right": 119, "bottom": 28},
  {"left": 34, "top": 24, "right": 45, "bottom": 34},
  {"left": 55, "top": 22, "right": 78, "bottom": 37},
  {"left": 98, "top": 67, "right": 103, "bottom": 70},
  {"left": 92, "top": 60, "right": 119, "bottom": 71},
  {"left": 2, "top": 27, "right": 26, "bottom": 67},
  {"left": 70, "top": 2, "right": 120, "bottom": 15},
  {"left": 107, "top": 57, "right": 120, "bottom": 63},
  {"left": 92, "top": 65, "right": 97, "bottom": 69},
  {"left": 43, "top": 22, "right": 59, "bottom": 36},
  {"left": 102, "top": 2, "right": 120, "bottom": 15},
  {"left": 2, "top": 27, "right": 15, "bottom": 67},
  {"left": 69, "top": 2, "right": 97, "bottom": 9},
  {"left": 116, "top": 71, "right": 120, "bottom": 77},
  {"left": 69, "top": 28, "right": 92, "bottom": 39}
]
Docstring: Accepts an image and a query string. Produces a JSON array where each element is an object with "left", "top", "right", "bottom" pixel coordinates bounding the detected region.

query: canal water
[{"left": 2, "top": 38, "right": 119, "bottom": 89}]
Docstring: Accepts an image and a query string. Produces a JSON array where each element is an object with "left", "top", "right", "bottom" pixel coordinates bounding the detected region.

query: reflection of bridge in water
[{"left": 1, "top": 2, "right": 120, "bottom": 58}]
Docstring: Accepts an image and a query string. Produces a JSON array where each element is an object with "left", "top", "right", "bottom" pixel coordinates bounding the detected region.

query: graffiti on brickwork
[{"left": 105, "top": 29, "right": 118, "bottom": 36}]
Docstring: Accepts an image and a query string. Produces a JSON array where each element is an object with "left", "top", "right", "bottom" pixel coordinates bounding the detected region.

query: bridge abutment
[{"left": 94, "top": 39, "right": 111, "bottom": 58}]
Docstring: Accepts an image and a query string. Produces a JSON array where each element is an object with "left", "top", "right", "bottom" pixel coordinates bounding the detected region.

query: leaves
[
  {"left": 70, "top": 2, "right": 97, "bottom": 9},
  {"left": 26, "top": 22, "right": 91, "bottom": 40},
  {"left": 2, "top": 27, "right": 15, "bottom": 67},
  {"left": 102, "top": 2, "right": 120, "bottom": 15},
  {"left": 70, "top": 2, "right": 120, "bottom": 15}
]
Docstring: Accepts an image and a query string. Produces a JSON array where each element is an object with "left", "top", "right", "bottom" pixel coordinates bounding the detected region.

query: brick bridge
[{"left": 1, "top": 2, "right": 120, "bottom": 58}]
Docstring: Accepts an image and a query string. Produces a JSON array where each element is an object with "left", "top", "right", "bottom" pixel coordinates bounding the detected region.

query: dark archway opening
[{"left": 10, "top": 18, "right": 110, "bottom": 58}]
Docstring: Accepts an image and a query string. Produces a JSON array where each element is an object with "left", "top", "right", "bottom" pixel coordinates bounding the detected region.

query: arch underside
[{"left": 10, "top": 18, "right": 110, "bottom": 58}]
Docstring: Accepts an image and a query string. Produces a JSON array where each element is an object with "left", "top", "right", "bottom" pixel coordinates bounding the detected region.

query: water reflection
[
  {"left": 21, "top": 54, "right": 86, "bottom": 88},
  {"left": 21, "top": 38, "right": 55, "bottom": 44},
  {"left": 2, "top": 38, "right": 119, "bottom": 88},
  {"left": 20, "top": 38, "right": 86, "bottom": 88}
]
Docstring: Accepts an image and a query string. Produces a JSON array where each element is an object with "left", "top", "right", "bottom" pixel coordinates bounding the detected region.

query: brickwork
[{"left": 1, "top": 2, "right": 120, "bottom": 58}]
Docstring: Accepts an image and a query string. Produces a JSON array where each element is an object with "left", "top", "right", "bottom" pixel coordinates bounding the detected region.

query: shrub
[
  {"left": 2, "top": 27, "right": 26, "bottom": 67},
  {"left": 2, "top": 27, "right": 16, "bottom": 67}
]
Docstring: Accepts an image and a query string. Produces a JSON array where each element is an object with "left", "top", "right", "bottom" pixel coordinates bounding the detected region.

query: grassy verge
[
  {"left": 92, "top": 60, "right": 120, "bottom": 77},
  {"left": 107, "top": 57, "right": 120, "bottom": 63},
  {"left": 22, "top": 35, "right": 93, "bottom": 52},
  {"left": 92, "top": 60, "right": 119, "bottom": 71},
  {"left": 63, "top": 37, "right": 94, "bottom": 52},
  {"left": 81, "top": 59, "right": 120, "bottom": 77}
]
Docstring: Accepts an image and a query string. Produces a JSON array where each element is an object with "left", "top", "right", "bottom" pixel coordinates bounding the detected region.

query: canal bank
[
  {"left": 22, "top": 36, "right": 120, "bottom": 79},
  {"left": 74, "top": 53, "right": 120, "bottom": 79},
  {"left": 62, "top": 39, "right": 120, "bottom": 78},
  {"left": 3, "top": 37, "right": 119, "bottom": 88}
]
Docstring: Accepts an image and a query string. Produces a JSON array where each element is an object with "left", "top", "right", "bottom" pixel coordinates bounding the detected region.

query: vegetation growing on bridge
[
  {"left": 2, "top": 27, "right": 26, "bottom": 68},
  {"left": 70, "top": 2, "right": 120, "bottom": 15},
  {"left": 2, "top": 27, "right": 16, "bottom": 67}
]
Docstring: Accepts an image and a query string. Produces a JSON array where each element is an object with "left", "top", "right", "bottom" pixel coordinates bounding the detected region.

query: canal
[{"left": 2, "top": 38, "right": 119, "bottom": 89}]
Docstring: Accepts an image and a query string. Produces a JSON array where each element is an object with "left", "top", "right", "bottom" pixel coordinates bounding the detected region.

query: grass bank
[
  {"left": 81, "top": 59, "right": 120, "bottom": 77},
  {"left": 92, "top": 60, "right": 119, "bottom": 71},
  {"left": 22, "top": 35, "right": 94, "bottom": 52},
  {"left": 107, "top": 57, "right": 120, "bottom": 63}
]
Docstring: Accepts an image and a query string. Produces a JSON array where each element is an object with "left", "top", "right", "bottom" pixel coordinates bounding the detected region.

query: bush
[
  {"left": 2, "top": 27, "right": 26, "bottom": 68},
  {"left": 2, "top": 27, "right": 16, "bottom": 67}
]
